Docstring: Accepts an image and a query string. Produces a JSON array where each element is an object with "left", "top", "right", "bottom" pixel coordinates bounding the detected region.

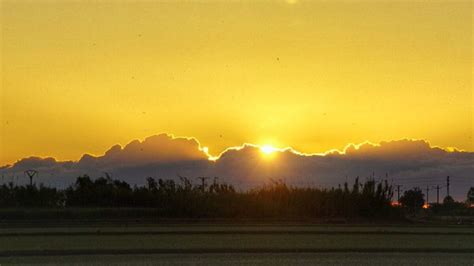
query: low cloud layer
[{"left": 2, "top": 134, "right": 473, "bottom": 200}]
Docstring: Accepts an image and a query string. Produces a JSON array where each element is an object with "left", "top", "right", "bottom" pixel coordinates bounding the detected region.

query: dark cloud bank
[{"left": 2, "top": 134, "right": 473, "bottom": 200}]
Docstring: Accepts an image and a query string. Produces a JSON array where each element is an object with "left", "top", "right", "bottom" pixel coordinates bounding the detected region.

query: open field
[
  {"left": 1, "top": 224, "right": 474, "bottom": 234},
  {"left": 0, "top": 224, "right": 473, "bottom": 265},
  {"left": 3, "top": 253, "right": 474, "bottom": 265}
]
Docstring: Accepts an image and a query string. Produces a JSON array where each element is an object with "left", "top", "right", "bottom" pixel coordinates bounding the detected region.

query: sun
[{"left": 260, "top": 145, "right": 278, "bottom": 155}]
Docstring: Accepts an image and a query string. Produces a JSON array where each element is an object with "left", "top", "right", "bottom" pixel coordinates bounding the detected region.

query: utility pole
[
  {"left": 446, "top": 176, "right": 450, "bottom": 197},
  {"left": 397, "top": 185, "right": 401, "bottom": 204},
  {"left": 24, "top": 170, "right": 38, "bottom": 187},
  {"left": 436, "top": 185, "right": 440, "bottom": 204},
  {"left": 426, "top": 186, "right": 429, "bottom": 206}
]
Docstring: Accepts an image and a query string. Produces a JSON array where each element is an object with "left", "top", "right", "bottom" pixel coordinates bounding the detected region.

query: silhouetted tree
[
  {"left": 399, "top": 188, "right": 424, "bottom": 212},
  {"left": 0, "top": 175, "right": 400, "bottom": 219},
  {"left": 467, "top": 187, "right": 474, "bottom": 204}
]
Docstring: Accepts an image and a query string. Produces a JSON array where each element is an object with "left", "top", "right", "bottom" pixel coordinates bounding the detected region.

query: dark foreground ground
[
  {"left": 0, "top": 223, "right": 473, "bottom": 265},
  {"left": 4, "top": 253, "right": 474, "bottom": 265}
]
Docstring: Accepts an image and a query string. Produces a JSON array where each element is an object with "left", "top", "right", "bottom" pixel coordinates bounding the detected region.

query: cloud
[
  {"left": 1, "top": 134, "right": 473, "bottom": 200},
  {"left": 77, "top": 134, "right": 208, "bottom": 169}
]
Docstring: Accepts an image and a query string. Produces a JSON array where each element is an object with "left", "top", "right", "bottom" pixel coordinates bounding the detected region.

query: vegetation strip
[
  {"left": 2, "top": 176, "right": 473, "bottom": 222},
  {"left": 1, "top": 248, "right": 474, "bottom": 257},
  {"left": 0, "top": 231, "right": 473, "bottom": 237}
]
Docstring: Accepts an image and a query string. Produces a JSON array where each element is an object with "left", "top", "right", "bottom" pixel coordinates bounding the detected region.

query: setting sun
[{"left": 260, "top": 145, "right": 278, "bottom": 156}]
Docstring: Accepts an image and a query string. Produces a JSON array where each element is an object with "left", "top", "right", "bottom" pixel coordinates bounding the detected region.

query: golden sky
[{"left": 1, "top": 0, "right": 472, "bottom": 165}]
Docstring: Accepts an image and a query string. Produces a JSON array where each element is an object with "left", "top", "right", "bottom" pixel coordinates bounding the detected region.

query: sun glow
[{"left": 260, "top": 145, "right": 278, "bottom": 155}]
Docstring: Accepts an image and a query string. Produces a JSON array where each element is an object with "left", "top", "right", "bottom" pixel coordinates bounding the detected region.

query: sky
[{"left": 1, "top": 0, "right": 473, "bottom": 166}]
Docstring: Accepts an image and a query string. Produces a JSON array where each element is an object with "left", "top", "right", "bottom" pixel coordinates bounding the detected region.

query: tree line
[{"left": 0, "top": 175, "right": 471, "bottom": 219}]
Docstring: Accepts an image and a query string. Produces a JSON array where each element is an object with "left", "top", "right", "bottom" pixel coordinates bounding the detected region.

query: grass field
[
  {"left": 0, "top": 224, "right": 473, "bottom": 265},
  {"left": 3, "top": 253, "right": 474, "bottom": 265}
]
